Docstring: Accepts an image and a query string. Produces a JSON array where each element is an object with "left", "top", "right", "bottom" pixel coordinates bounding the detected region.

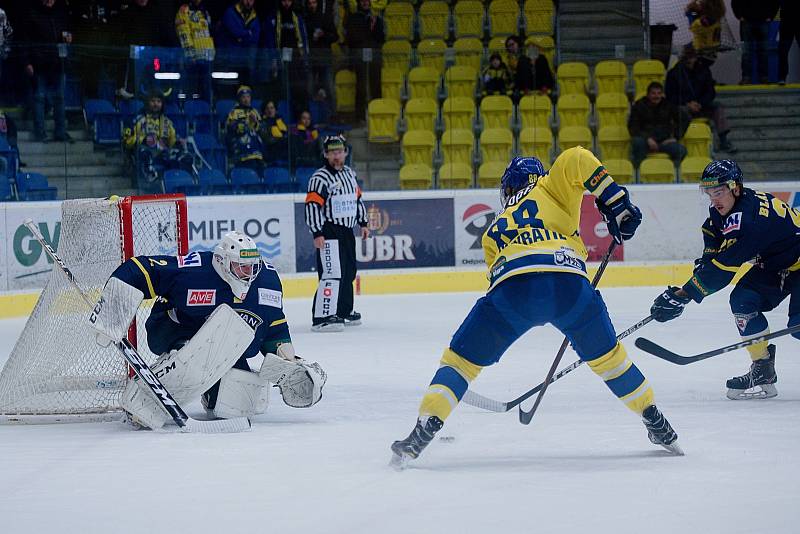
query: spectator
[
  {"left": 175, "top": 0, "right": 215, "bottom": 101},
  {"left": 628, "top": 81, "right": 687, "bottom": 168},
  {"left": 731, "top": 0, "right": 780, "bottom": 84},
  {"left": 685, "top": 0, "right": 727, "bottom": 64},
  {"left": 527, "top": 41, "right": 555, "bottom": 94},
  {"left": 124, "top": 91, "right": 192, "bottom": 184},
  {"left": 215, "top": 0, "right": 261, "bottom": 85},
  {"left": 304, "top": 0, "right": 338, "bottom": 100},
  {"left": 262, "top": 0, "right": 310, "bottom": 118},
  {"left": 666, "top": 44, "right": 736, "bottom": 153},
  {"left": 292, "top": 110, "right": 321, "bottom": 167},
  {"left": 0, "top": 108, "right": 18, "bottom": 178},
  {"left": 504, "top": 36, "right": 535, "bottom": 99},
  {"left": 0, "top": 7, "right": 12, "bottom": 84},
  {"left": 21, "top": 0, "right": 73, "bottom": 143},
  {"left": 225, "top": 85, "right": 265, "bottom": 172},
  {"left": 260, "top": 99, "right": 289, "bottom": 162},
  {"left": 481, "top": 53, "right": 513, "bottom": 97},
  {"left": 778, "top": 0, "right": 799, "bottom": 84},
  {"left": 345, "top": 0, "right": 385, "bottom": 121}
]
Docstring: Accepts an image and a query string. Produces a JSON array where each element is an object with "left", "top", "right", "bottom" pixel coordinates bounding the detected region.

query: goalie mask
[{"left": 213, "top": 231, "right": 262, "bottom": 300}]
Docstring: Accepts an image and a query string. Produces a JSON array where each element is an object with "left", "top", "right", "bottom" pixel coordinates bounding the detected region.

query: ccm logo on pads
[
  {"left": 722, "top": 212, "right": 742, "bottom": 235},
  {"left": 187, "top": 290, "right": 216, "bottom": 306}
]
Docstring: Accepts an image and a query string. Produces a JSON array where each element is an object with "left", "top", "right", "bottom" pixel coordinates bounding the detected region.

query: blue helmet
[
  {"left": 501, "top": 157, "right": 546, "bottom": 203},
  {"left": 700, "top": 159, "right": 743, "bottom": 189}
]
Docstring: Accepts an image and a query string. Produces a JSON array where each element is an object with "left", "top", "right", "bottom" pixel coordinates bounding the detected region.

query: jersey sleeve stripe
[
  {"left": 130, "top": 257, "right": 157, "bottom": 299},
  {"left": 711, "top": 258, "right": 740, "bottom": 272},
  {"left": 269, "top": 318, "right": 287, "bottom": 327}
]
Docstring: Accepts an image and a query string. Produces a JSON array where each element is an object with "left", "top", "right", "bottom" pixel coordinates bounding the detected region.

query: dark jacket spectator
[
  {"left": 291, "top": 110, "right": 321, "bottom": 167},
  {"left": 628, "top": 81, "right": 687, "bottom": 166},
  {"left": 215, "top": 0, "right": 261, "bottom": 48},
  {"left": 531, "top": 47, "right": 555, "bottom": 93},
  {"left": 260, "top": 100, "right": 289, "bottom": 162},
  {"left": 0, "top": 7, "right": 13, "bottom": 61},
  {"left": 345, "top": 0, "right": 385, "bottom": 49},
  {"left": 504, "top": 36, "right": 536, "bottom": 97},
  {"left": 482, "top": 53, "right": 513, "bottom": 96},
  {"left": 732, "top": 0, "right": 779, "bottom": 83},
  {"left": 262, "top": 0, "right": 309, "bottom": 52},
  {"left": 731, "top": 0, "right": 779, "bottom": 21},
  {"left": 21, "top": 0, "right": 70, "bottom": 76},
  {"left": 305, "top": 0, "right": 338, "bottom": 49},
  {"left": 121, "top": 0, "right": 176, "bottom": 47},
  {"left": 346, "top": 0, "right": 385, "bottom": 120}
]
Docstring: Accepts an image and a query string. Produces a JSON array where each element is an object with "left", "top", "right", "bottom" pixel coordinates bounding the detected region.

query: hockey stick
[
  {"left": 462, "top": 314, "right": 653, "bottom": 412},
  {"left": 518, "top": 241, "right": 617, "bottom": 425},
  {"left": 635, "top": 323, "right": 800, "bottom": 365},
  {"left": 23, "top": 219, "right": 250, "bottom": 434}
]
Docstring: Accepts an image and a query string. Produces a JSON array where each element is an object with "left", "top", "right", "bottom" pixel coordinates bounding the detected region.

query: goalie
[{"left": 88, "top": 231, "right": 327, "bottom": 430}]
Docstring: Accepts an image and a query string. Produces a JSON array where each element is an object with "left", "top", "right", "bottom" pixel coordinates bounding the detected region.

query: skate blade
[
  {"left": 389, "top": 452, "right": 410, "bottom": 471},
  {"left": 726, "top": 384, "right": 778, "bottom": 400},
  {"left": 311, "top": 323, "right": 345, "bottom": 333},
  {"left": 660, "top": 441, "right": 685, "bottom": 456},
  {"left": 343, "top": 319, "right": 361, "bottom": 327}
]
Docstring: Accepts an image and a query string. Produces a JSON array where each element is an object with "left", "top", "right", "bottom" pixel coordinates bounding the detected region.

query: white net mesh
[{"left": 0, "top": 196, "right": 183, "bottom": 420}]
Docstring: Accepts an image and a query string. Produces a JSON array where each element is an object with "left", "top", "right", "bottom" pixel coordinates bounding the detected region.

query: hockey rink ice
[{"left": 1, "top": 285, "right": 798, "bottom": 533}]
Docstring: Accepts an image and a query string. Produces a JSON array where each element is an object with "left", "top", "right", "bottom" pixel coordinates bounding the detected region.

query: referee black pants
[{"left": 312, "top": 223, "right": 357, "bottom": 324}]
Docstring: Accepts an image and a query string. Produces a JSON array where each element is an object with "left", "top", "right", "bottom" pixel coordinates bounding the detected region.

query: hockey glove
[
  {"left": 651, "top": 286, "right": 691, "bottom": 323},
  {"left": 596, "top": 188, "right": 642, "bottom": 244}
]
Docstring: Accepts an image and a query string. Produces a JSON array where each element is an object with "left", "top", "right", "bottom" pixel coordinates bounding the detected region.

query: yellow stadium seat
[
  {"left": 488, "top": 36, "right": 507, "bottom": 57},
  {"left": 404, "top": 98, "right": 438, "bottom": 133},
  {"left": 439, "top": 162, "right": 474, "bottom": 189},
  {"left": 454, "top": 1, "right": 485, "bottom": 39},
  {"left": 419, "top": 1, "right": 450, "bottom": 40},
  {"left": 525, "top": 35, "right": 554, "bottom": 67},
  {"left": 417, "top": 39, "right": 448, "bottom": 75},
  {"left": 595, "top": 92, "right": 629, "bottom": 129},
  {"left": 399, "top": 163, "right": 434, "bottom": 190},
  {"left": 335, "top": 69, "right": 356, "bottom": 113},
  {"left": 633, "top": 59, "right": 666, "bottom": 100},
  {"left": 368, "top": 98, "right": 401, "bottom": 142},
  {"left": 381, "top": 68, "right": 404, "bottom": 102},
  {"left": 518, "top": 94, "right": 552, "bottom": 129},
  {"left": 442, "top": 96, "right": 476, "bottom": 130},
  {"left": 445, "top": 66, "right": 478, "bottom": 99},
  {"left": 382, "top": 41, "right": 412, "bottom": 75},
  {"left": 556, "top": 93, "right": 591, "bottom": 128},
  {"left": 480, "top": 127, "right": 514, "bottom": 163},
  {"left": 597, "top": 125, "right": 630, "bottom": 161},
  {"left": 440, "top": 129, "right": 475, "bottom": 165},
  {"left": 639, "top": 156, "right": 676, "bottom": 183},
  {"left": 523, "top": 0, "right": 553, "bottom": 35},
  {"left": 478, "top": 161, "right": 507, "bottom": 188},
  {"left": 603, "top": 158, "right": 635, "bottom": 184},
  {"left": 402, "top": 129, "right": 437, "bottom": 165},
  {"left": 384, "top": 2, "right": 415, "bottom": 41},
  {"left": 480, "top": 95, "right": 514, "bottom": 129},
  {"left": 557, "top": 62, "right": 590, "bottom": 96},
  {"left": 558, "top": 125, "right": 592, "bottom": 152},
  {"left": 519, "top": 127, "right": 554, "bottom": 162},
  {"left": 682, "top": 120, "right": 712, "bottom": 158},
  {"left": 453, "top": 38, "right": 484, "bottom": 72},
  {"left": 594, "top": 60, "right": 628, "bottom": 96},
  {"left": 680, "top": 156, "right": 713, "bottom": 183},
  {"left": 408, "top": 67, "right": 440, "bottom": 100},
  {"left": 489, "top": 0, "right": 519, "bottom": 37}
]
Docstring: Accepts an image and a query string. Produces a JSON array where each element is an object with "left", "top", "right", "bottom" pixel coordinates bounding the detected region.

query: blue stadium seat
[
  {"left": 64, "top": 77, "right": 82, "bottom": 111},
  {"left": 230, "top": 167, "right": 268, "bottom": 194},
  {"left": 184, "top": 99, "right": 213, "bottom": 134},
  {"left": 264, "top": 166, "right": 293, "bottom": 193},
  {"left": 192, "top": 133, "right": 227, "bottom": 172},
  {"left": 118, "top": 99, "right": 144, "bottom": 128},
  {"left": 0, "top": 137, "right": 19, "bottom": 183},
  {"left": 197, "top": 168, "right": 234, "bottom": 195},
  {"left": 84, "top": 99, "right": 121, "bottom": 145},
  {"left": 165, "top": 102, "right": 188, "bottom": 138},
  {"left": 163, "top": 169, "right": 201, "bottom": 195},
  {"left": 294, "top": 166, "right": 316, "bottom": 192},
  {"left": 97, "top": 79, "right": 116, "bottom": 103},
  {"left": 16, "top": 172, "right": 57, "bottom": 201}
]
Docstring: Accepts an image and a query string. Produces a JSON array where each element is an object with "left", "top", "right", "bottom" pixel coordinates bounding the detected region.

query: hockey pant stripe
[
  {"left": 586, "top": 342, "right": 653, "bottom": 414},
  {"left": 419, "top": 348, "right": 484, "bottom": 421}
]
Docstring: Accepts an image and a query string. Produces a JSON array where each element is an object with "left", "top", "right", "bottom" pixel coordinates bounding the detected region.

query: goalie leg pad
[
  {"left": 121, "top": 304, "right": 255, "bottom": 429},
  {"left": 213, "top": 368, "right": 270, "bottom": 419},
  {"left": 260, "top": 353, "right": 327, "bottom": 408}
]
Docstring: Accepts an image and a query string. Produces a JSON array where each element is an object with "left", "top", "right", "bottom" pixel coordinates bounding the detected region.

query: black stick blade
[{"left": 635, "top": 337, "right": 699, "bottom": 365}]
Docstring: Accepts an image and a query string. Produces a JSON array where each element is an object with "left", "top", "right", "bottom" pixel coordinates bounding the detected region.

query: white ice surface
[{"left": 0, "top": 286, "right": 798, "bottom": 534}]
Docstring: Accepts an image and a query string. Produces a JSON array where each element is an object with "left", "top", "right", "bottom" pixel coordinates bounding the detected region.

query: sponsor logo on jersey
[
  {"left": 722, "top": 212, "right": 742, "bottom": 235},
  {"left": 178, "top": 251, "right": 202, "bottom": 268},
  {"left": 235, "top": 309, "right": 263, "bottom": 330},
  {"left": 583, "top": 166, "right": 609, "bottom": 192},
  {"left": 554, "top": 249, "right": 583, "bottom": 271},
  {"left": 462, "top": 203, "right": 495, "bottom": 250},
  {"left": 187, "top": 289, "right": 216, "bottom": 306},
  {"left": 239, "top": 248, "right": 259, "bottom": 258},
  {"left": 258, "top": 288, "right": 282, "bottom": 308}
]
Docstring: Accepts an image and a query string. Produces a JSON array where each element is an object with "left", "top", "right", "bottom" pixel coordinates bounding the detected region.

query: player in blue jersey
[
  {"left": 390, "top": 149, "right": 682, "bottom": 468},
  {"left": 89, "top": 231, "right": 326, "bottom": 429},
  {"left": 651, "top": 160, "right": 800, "bottom": 399}
]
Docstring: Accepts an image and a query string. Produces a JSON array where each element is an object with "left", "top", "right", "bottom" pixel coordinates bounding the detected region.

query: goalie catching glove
[{"left": 596, "top": 187, "right": 642, "bottom": 244}]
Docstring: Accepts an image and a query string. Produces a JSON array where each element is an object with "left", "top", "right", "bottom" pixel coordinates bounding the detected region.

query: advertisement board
[
  {"left": 4, "top": 202, "right": 62, "bottom": 291},
  {"left": 294, "top": 197, "right": 455, "bottom": 272},
  {"left": 579, "top": 195, "right": 625, "bottom": 261},
  {"left": 0, "top": 207, "right": 6, "bottom": 291},
  {"left": 453, "top": 192, "right": 499, "bottom": 268}
]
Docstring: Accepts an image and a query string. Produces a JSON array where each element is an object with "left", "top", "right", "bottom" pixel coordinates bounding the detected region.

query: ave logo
[
  {"left": 722, "top": 212, "right": 742, "bottom": 235},
  {"left": 187, "top": 289, "right": 216, "bottom": 306}
]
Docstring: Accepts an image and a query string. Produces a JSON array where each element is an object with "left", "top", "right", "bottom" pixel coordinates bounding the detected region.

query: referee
[{"left": 305, "top": 135, "right": 370, "bottom": 332}]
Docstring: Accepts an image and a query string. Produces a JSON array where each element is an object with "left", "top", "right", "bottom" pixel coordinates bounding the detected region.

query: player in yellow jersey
[{"left": 390, "top": 148, "right": 682, "bottom": 468}]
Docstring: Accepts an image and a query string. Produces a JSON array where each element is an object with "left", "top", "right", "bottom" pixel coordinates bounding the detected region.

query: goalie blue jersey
[{"left": 111, "top": 251, "right": 291, "bottom": 358}]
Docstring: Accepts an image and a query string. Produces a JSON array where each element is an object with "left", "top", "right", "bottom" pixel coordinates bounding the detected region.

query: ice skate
[
  {"left": 726, "top": 345, "right": 777, "bottom": 400},
  {"left": 390, "top": 415, "right": 444, "bottom": 470},
  {"left": 642, "top": 405, "right": 683, "bottom": 456},
  {"left": 340, "top": 311, "right": 361, "bottom": 326},
  {"left": 311, "top": 316, "right": 345, "bottom": 333}
]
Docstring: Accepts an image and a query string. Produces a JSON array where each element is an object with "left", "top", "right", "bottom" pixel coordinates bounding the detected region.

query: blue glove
[
  {"left": 596, "top": 188, "right": 642, "bottom": 244},
  {"left": 651, "top": 286, "right": 691, "bottom": 322}
]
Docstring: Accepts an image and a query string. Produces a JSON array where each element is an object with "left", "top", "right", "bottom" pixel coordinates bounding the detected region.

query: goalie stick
[
  {"left": 23, "top": 219, "right": 250, "bottom": 434},
  {"left": 462, "top": 315, "right": 653, "bottom": 413},
  {"left": 635, "top": 323, "right": 800, "bottom": 365}
]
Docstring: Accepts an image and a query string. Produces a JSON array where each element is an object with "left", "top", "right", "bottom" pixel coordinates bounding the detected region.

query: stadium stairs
[
  {"left": 557, "top": 0, "right": 646, "bottom": 65},
  {"left": 350, "top": 126, "right": 401, "bottom": 191}
]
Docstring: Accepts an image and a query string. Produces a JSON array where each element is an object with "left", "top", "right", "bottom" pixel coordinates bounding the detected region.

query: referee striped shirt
[{"left": 305, "top": 163, "right": 368, "bottom": 237}]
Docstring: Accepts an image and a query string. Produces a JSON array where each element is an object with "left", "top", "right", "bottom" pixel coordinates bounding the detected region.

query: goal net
[{"left": 0, "top": 195, "right": 188, "bottom": 423}]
